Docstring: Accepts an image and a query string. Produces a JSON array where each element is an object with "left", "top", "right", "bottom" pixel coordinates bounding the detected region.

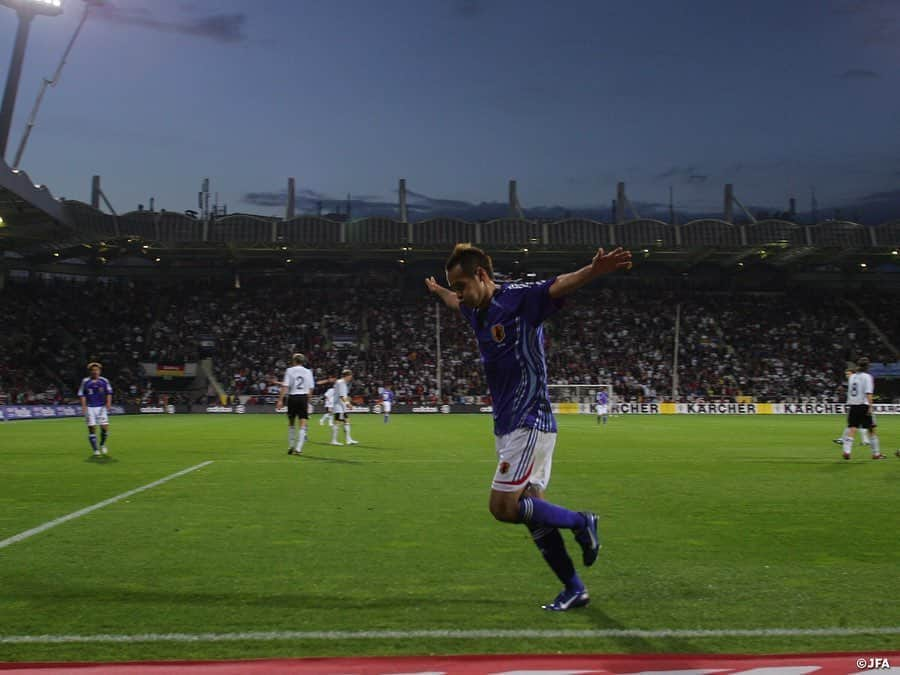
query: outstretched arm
[
  {"left": 425, "top": 276, "right": 460, "bottom": 311},
  {"left": 549, "top": 247, "right": 632, "bottom": 299}
]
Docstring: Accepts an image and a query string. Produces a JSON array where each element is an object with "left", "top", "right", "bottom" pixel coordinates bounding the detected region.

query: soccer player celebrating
[
  {"left": 596, "top": 389, "right": 609, "bottom": 425},
  {"left": 277, "top": 353, "right": 332, "bottom": 456},
  {"left": 426, "top": 243, "right": 632, "bottom": 611},
  {"left": 840, "top": 358, "right": 885, "bottom": 460},
  {"left": 381, "top": 385, "right": 394, "bottom": 423},
  {"left": 78, "top": 362, "right": 113, "bottom": 457},
  {"left": 330, "top": 369, "right": 358, "bottom": 446}
]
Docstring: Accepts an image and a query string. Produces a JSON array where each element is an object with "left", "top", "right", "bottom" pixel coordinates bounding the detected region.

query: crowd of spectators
[{"left": 1, "top": 275, "right": 897, "bottom": 406}]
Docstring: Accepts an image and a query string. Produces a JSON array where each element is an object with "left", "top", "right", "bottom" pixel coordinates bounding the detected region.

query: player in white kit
[
  {"left": 330, "top": 369, "right": 358, "bottom": 446},
  {"left": 838, "top": 358, "right": 885, "bottom": 460},
  {"left": 319, "top": 386, "right": 335, "bottom": 427},
  {"left": 277, "top": 353, "right": 332, "bottom": 456}
]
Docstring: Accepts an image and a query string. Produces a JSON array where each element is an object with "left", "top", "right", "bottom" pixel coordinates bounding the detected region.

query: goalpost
[{"left": 547, "top": 384, "right": 616, "bottom": 415}]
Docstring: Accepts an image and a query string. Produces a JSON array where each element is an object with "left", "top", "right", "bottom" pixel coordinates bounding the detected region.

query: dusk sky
[{"left": 1, "top": 0, "right": 898, "bottom": 220}]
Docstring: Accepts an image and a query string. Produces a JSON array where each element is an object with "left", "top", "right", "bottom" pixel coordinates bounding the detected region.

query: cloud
[
  {"left": 654, "top": 166, "right": 708, "bottom": 184},
  {"left": 241, "top": 189, "right": 405, "bottom": 215},
  {"left": 839, "top": 68, "right": 880, "bottom": 79},
  {"left": 832, "top": 0, "right": 900, "bottom": 46},
  {"left": 93, "top": 4, "right": 248, "bottom": 44},
  {"left": 857, "top": 187, "right": 900, "bottom": 202},
  {"left": 241, "top": 191, "right": 290, "bottom": 208},
  {"left": 404, "top": 189, "right": 476, "bottom": 211}
]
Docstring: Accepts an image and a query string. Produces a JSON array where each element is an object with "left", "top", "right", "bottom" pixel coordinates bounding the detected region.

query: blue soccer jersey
[
  {"left": 460, "top": 278, "right": 564, "bottom": 436},
  {"left": 78, "top": 377, "right": 112, "bottom": 406},
  {"left": 597, "top": 391, "right": 608, "bottom": 405},
  {"left": 382, "top": 389, "right": 394, "bottom": 403}
]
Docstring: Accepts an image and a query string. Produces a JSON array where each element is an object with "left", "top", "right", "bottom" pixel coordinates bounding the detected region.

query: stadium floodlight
[
  {"left": 0, "top": 0, "right": 64, "bottom": 161},
  {"left": 0, "top": 0, "right": 63, "bottom": 16}
]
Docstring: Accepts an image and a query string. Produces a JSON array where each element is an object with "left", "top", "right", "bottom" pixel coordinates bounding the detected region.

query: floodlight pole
[
  {"left": 0, "top": 9, "right": 34, "bottom": 161},
  {"left": 13, "top": 1, "right": 92, "bottom": 170}
]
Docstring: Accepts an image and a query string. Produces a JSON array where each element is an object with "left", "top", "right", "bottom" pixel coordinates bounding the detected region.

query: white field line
[
  {"left": 0, "top": 461, "right": 214, "bottom": 550},
  {"left": 1, "top": 626, "right": 899, "bottom": 644}
]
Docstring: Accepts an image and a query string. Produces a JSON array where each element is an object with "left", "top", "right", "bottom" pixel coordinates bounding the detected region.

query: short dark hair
[
  {"left": 856, "top": 357, "right": 870, "bottom": 372},
  {"left": 445, "top": 243, "right": 493, "bottom": 279}
]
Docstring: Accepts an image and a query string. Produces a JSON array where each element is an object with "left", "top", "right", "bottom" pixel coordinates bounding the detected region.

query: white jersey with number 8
[{"left": 847, "top": 372, "right": 874, "bottom": 405}]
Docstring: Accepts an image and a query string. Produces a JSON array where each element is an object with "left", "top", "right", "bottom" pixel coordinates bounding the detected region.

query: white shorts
[
  {"left": 383, "top": 401, "right": 392, "bottom": 413},
  {"left": 325, "top": 405, "right": 333, "bottom": 412},
  {"left": 85, "top": 406, "right": 109, "bottom": 426},
  {"left": 596, "top": 404, "right": 608, "bottom": 415},
  {"left": 492, "top": 427, "right": 556, "bottom": 493}
]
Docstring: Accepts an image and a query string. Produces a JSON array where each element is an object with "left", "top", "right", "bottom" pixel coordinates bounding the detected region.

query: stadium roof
[
  {"left": 1, "top": 160, "right": 898, "bottom": 275},
  {"left": 0, "top": 156, "right": 72, "bottom": 243}
]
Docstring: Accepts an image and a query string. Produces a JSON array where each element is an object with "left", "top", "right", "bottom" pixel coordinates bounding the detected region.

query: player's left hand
[{"left": 591, "top": 247, "right": 632, "bottom": 276}]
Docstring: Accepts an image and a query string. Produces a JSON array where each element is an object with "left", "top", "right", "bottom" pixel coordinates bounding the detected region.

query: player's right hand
[{"left": 424, "top": 276, "right": 442, "bottom": 294}]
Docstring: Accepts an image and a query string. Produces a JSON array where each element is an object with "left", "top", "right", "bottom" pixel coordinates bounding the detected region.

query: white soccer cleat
[
  {"left": 330, "top": 441, "right": 343, "bottom": 446},
  {"left": 346, "top": 439, "right": 359, "bottom": 445},
  {"left": 101, "top": 446, "right": 108, "bottom": 455}
]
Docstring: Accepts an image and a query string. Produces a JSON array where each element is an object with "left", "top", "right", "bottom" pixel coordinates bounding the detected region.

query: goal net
[{"left": 547, "top": 384, "right": 616, "bottom": 415}]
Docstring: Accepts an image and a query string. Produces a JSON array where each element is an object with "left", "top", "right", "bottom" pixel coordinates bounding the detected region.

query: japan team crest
[
  {"left": 491, "top": 323, "right": 506, "bottom": 343},
  {"left": 498, "top": 461, "right": 511, "bottom": 474}
]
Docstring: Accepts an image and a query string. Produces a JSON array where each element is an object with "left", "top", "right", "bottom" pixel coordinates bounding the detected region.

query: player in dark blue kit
[
  {"left": 78, "top": 362, "right": 113, "bottom": 457},
  {"left": 426, "top": 243, "right": 632, "bottom": 610},
  {"left": 381, "top": 386, "right": 394, "bottom": 423},
  {"left": 596, "top": 390, "right": 609, "bottom": 425}
]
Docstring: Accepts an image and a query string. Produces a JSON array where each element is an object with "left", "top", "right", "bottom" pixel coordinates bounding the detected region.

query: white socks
[
  {"left": 861, "top": 429, "right": 870, "bottom": 443},
  {"left": 296, "top": 427, "right": 307, "bottom": 451},
  {"left": 842, "top": 437, "right": 853, "bottom": 456},
  {"left": 288, "top": 427, "right": 296, "bottom": 447},
  {"left": 870, "top": 435, "right": 880, "bottom": 455},
  {"left": 344, "top": 423, "right": 353, "bottom": 443},
  {"left": 332, "top": 425, "right": 339, "bottom": 443}
]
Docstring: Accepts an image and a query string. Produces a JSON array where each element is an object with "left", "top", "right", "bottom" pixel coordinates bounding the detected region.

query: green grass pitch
[{"left": 0, "top": 413, "right": 897, "bottom": 663}]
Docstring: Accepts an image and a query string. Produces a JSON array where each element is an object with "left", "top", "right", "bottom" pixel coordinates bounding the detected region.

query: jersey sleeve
[
  {"left": 77, "top": 378, "right": 86, "bottom": 397},
  {"left": 520, "top": 278, "right": 565, "bottom": 326},
  {"left": 281, "top": 370, "right": 290, "bottom": 388},
  {"left": 865, "top": 374, "right": 874, "bottom": 395},
  {"left": 104, "top": 378, "right": 113, "bottom": 395}
]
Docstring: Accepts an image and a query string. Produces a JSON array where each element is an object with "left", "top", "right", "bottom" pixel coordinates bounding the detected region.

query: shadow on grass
[
  {"left": 297, "top": 454, "right": 363, "bottom": 465},
  {"left": 5, "top": 584, "right": 496, "bottom": 611},
  {"left": 730, "top": 458, "right": 849, "bottom": 465},
  {"left": 84, "top": 456, "right": 119, "bottom": 464},
  {"left": 582, "top": 604, "right": 701, "bottom": 654}
]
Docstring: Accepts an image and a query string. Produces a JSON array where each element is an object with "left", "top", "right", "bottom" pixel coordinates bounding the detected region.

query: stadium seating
[{"left": 2, "top": 275, "right": 897, "bottom": 406}]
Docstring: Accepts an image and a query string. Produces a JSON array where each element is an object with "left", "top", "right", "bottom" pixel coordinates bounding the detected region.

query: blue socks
[
  {"left": 519, "top": 497, "right": 586, "bottom": 530},
  {"left": 528, "top": 523, "right": 583, "bottom": 592}
]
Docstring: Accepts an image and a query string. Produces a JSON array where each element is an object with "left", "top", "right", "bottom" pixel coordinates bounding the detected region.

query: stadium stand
[{"left": 2, "top": 275, "right": 897, "bottom": 406}]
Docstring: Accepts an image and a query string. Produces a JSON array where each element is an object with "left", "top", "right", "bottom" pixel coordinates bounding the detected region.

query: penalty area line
[
  {"left": 0, "top": 461, "right": 214, "bottom": 550},
  {"left": 1, "top": 626, "right": 899, "bottom": 644}
]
